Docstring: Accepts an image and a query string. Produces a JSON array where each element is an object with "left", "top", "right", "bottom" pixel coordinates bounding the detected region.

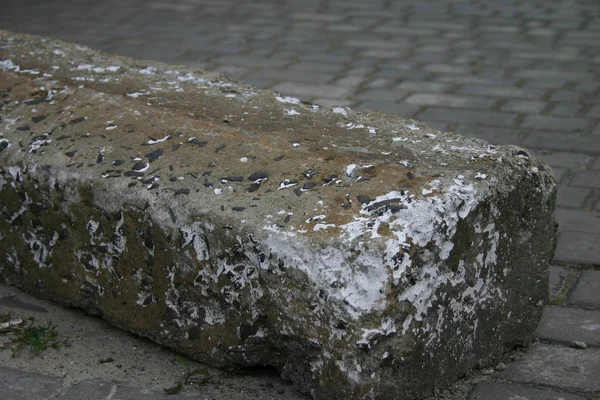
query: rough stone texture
[
  {"left": 0, "top": 31, "right": 557, "bottom": 400},
  {"left": 0, "top": 367, "right": 64, "bottom": 400}
]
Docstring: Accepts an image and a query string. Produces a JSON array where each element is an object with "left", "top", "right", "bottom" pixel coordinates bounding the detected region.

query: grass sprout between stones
[
  {"left": 164, "top": 354, "right": 210, "bottom": 395},
  {"left": 0, "top": 312, "right": 65, "bottom": 356}
]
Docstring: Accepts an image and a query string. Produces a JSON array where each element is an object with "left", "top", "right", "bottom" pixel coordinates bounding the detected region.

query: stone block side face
[
  {"left": 0, "top": 162, "right": 556, "bottom": 400},
  {"left": 0, "top": 30, "right": 557, "bottom": 399}
]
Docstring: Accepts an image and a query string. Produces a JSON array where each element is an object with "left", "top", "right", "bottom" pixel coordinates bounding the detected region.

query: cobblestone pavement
[{"left": 1, "top": 0, "right": 599, "bottom": 399}]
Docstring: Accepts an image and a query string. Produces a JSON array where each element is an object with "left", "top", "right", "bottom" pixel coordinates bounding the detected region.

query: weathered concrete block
[{"left": 0, "top": 31, "right": 557, "bottom": 399}]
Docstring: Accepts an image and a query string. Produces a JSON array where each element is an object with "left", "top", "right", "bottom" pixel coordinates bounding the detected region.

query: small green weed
[{"left": 0, "top": 312, "right": 64, "bottom": 356}]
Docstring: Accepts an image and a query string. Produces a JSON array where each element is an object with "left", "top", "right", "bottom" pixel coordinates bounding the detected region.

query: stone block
[
  {"left": 0, "top": 30, "right": 557, "bottom": 400},
  {"left": 535, "top": 305, "right": 600, "bottom": 346}
]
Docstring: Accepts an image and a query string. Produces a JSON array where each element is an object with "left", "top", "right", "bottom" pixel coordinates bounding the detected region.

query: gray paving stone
[
  {"left": 550, "top": 91, "right": 583, "bottom": 102},
  {"left": 423, "top": 63, "right": 474, "bottom": 75},
  {"left": 555, "top": 231, "right": 600, "bottom": 264},
  {"left": 405, "top": 93, "right": 497, "bottom": 109},
  {"left": 355, "top": 89, "right": 409, "bottom": 102},
  {"left": 571, "top": 171, "right": 600, "bottom": 189},
  {"left": 501, "top": 100, "right": 548, "bottom": 113},
  {"left": 355, "top": 102, "right": 420, "bottom": 117},
  {"left": 397, "top": 81, "right": 453, "bottom": 93},
  {"left": 556, "top": 186, "right": 591, "bottom": 208},
  {"left": 457, "top": 85, "right": 546, "bottom": 100},
  {"left": 522, "top": 79, "right": 568, "bottom": 89},
  {"left": 551, "top": 167, "right": 567, "bottom": 183},
  {"left": 555, "top": 209, "right": 600, "bottom": 234},
  {"left": 0, "top": 367, "right": 64, "bottom": 400},
  {"left": 468, "top": 381, "right": 586, "bottom": 400},
  {"left": 592, "top": 158, "right": 600, "bottom": 170},
  {"left": 244, "top": 68, "right": 334, "bottom": 85},
  {"left": 568, "top": 270, "right": 600, "bottom": 307},
  {"left": 588, "top": 105, "right": 600, "bottom": 119},
  {"left": 536, "top": 306, "right": 600, "bottom": 346},
  {"left": 417, "top": 107, "right": 517, "bottom": 126},
  {"left": 549, "top": 103, "right": 583, "bottom": 117},
  {"left": 521, "top": 116, "right": 588, "bottom": 132},
  {"left": 272, "top": 82, "right": 351, "bottom": 100},
  {"left": 57, "top": 379, "right": 197, "bottom": 399},
  {"left": 532, "top": 150, "right": 592, "bottom": 169},
  {"left": 454, "top": 125, "right": 521, "bottom": 145},
  {"left": 498, "top": 344, "right": 600, "bottom": 392}
]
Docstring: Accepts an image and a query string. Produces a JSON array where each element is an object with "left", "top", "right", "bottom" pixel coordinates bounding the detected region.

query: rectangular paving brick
[
  {"left": 568, "top": 270, "right": 600, "bottom": 307},
  {"left": 554, "top": 231, "right": 600, "bottom": 264},
  {"left": 423, "top": 63, "right": 473, "bottom": 74},
  {"left": 549, "top": 103, "right": 583, "bottom": 117},
  {"left": 355, "top": 89, "right": 409, "bottom": 102},
  {"left": 532, "top": 150, "right": 592, "bottom": 169},
  {"left": 356, "top": 101, "right": 420, "bottom": 117},
  {"left": 498, "top": 344, "right": 600, "bottom": 392},
  {"left": 272, "top": 82, "right": 351, "bottom": 99},
  {"left": 550, "top": 91, "right": 582, "bottom": 102},
  {"left": 555, "top": 209, "right": 600, "bottom": 234},
  {"left": 556, "top": 186, "right": 590, "bottom": 208},
  {"left": 344, "top": 39, "right": 408, "bottom": 50},
  {"left": 588, "top": 105, "right": 600, "bottom": 118},
  {"left": 0, "top": 367, "right": 63, "bottom": 400},
  {"left": 535, "top": 306, "right": 600, "bottom": 346},
  {"left": 454, "top": 125, "right": 521, "bottom": 145},
  {"left": 405, "top": 93, "right": 497, "bottom": 109},
  {"left": 570, "top": 171, "right": 600, "bottom": 188},
  {"left": 468, "top": 381, "right": 585, "bottom": 400},
  {"left": 397, "top": 81, "right": 452, "bottom": 92},
  {"left": 501, "top": 100, "right": 547, "bottom": 113},
  {"left": 457, "top": 85, "right": 546, "bottom": 100},
  {"left": 521, "top": 115, "right": 588, "bottom": 131},
  {"left": 417, "top": 107, "right": 517, "bottom": 126}
]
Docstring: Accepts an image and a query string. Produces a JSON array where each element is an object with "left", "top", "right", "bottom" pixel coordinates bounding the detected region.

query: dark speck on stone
[
  {"left": 215, "top": 144, "right": 226, "bottom": 153},
  {"left": 208, "top": 162, "right": 216, "bottom": 167},
  {"left": 169, "top": 176, "right": 178, "bottom": 182},
  {"left": 124, "top": 171, "right": 144, "bottom": 178},
  {"left": 284, "top": 214, "right": 291, "bottom": 223},
  {"left": 248, "top": 171, "right": 269, "bottom": 181},
  {"left": 247, "top": 183, "right": 261, "bottom": 192},
  {"left": 128, "top": 181, "right": 138, "bottom": 187},
  {"left": 203, "top": 182, "right": 214, "bottom": 187},
  {"left": 96, "top": 151, "right": 104, "bottom": 163},
  {"left": 232, "top": 207, "right": 245, "bottom": 212},
  {"left": 113, "top": 160, "right": 125, "bottom": 166},
  {"left": 406, "top": 171, "right": 415, "bottom": 180},
  {"left": 68, "top": 117, "right": 86, "bottom": 125},
  {"left": 65, "top": 150, "right": 77, "bottom": 157},
  {"left": 189, "top": 138, "right": 208, "bottom": 147},
  {"left": 203, "top": 171, "right": 212, "bottom": 177},
  {"left": 145, "top": 148, "right": 163, "bottom": 162},
  {"left": 16, "top": 125, "right": 30, "bottom": 131},
  {"left": 274, "top": 155, "right": 285, "bottom": 161},
  {"left": 294, "top": 188, "right": 303, "bottom": 197},
  {"left": 132, "top": 162, "right": 148, "bottom": 171},
  {"left": 357, "top": 195, "right": 372, "bottom": 204},
  {"left": 303, "top": 182, "right": 316, "bottom": 190},
  {"left": 221, "top": 176, "right": 243, "bottom": 182},
  {"left": 56, "top": 135, "right": 71, "bottom": 141},
  {"left": 175, "top": 188, "right": 190, "bottom": 196},
  {"left": 172, "top": 143, "right": 180, "bottom": 152},
  {"left": 31, "top": 115, "right": 46, "bottom": 123}
]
